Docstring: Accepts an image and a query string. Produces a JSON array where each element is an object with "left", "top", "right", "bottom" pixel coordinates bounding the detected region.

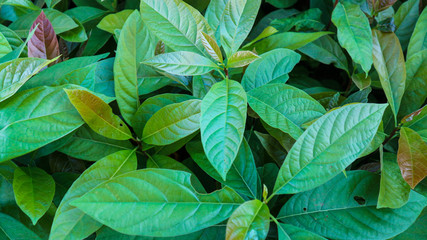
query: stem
[
  {"left": 216, "top": 69, "right": 226, "bottom": 79},
  {"left": 326, "top": 0, "right": 340, "bottom": 30},
  {"left": 224, "top": 67, "right": 229, "bottom": 78},
  {"left": 382, "top": 126, "right": 400, "bottom": 146},
  {"left": 265, "top": 189, "right": 278, "bottom": 203}
]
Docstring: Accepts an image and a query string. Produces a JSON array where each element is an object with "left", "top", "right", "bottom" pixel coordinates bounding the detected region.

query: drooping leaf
[
  {"left": 71, "top": 169, "right": 244, "bottom": 237},
  {"left": 372, "top": 30, "right": 406, "bottom": 122},
  {"left": 247, "top": 83, "right": 326, "bottom": 140},
  {"left": 241, "top": 48, "right": 300, "bottom": 91},
  {"left": 142, "top": 99, "right": 202, "bottom": 145},
  {"left": 201, "top": 31, "right": 223, "bottom": 63},
  {"left": 0, "top": 213, "right": 42, "bottom": 240},
  {"left": 277, "top": 171, "right": 427, "bottom": 240},
  {"left": 65, "top": 89, "right": 133, "bottom": 140},
  {"left": 97, "top": 10, "right": 133, "bottom": 34},
  {"left": 407, "top": 7, "right": 427, "bottom": 59},
  {"left": 226, "top": 51, "right": 260, "bottom": 68},
  {"left": 13, "top": 167, "right": 55, "bottom": 225},
  {"left": 200, "top": 79, "right": 247, "bottom": 180},
  {"left": 226, "top": 200, "right": 270, "bottom": 240},
  {"left": 332, "top": 2, "right": 373, "bottom": 75},
  {"left": 397, "top": 127, "right": 427, "bottom": 189},
  {"left": 273, "top": 103, "right": 387, "bottom": 195},
  {"left": 50, "top": 150, "right": 137, "bottom": 240},
  {"left": 394, "top": 0, "right": 420, "bottom": 51},
  {"left": 277, "top": 223, "right": 326, "bottom": 240}
]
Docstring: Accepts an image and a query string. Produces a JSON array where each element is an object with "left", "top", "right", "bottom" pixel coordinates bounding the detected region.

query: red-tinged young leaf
[
  {"left": 227, "top": 51, "right": 260, "bottom": 68},
  {"left": 368, "top": 0, "right": 398, "bottom": 12},
  {"left": 397, "top": 127, "right": 427, "bottom": 188},
  {"left": 402, "top": 105, "right": 425, "bottom": 124},
  {"left": 201, "top": 32, "right": 223, "bottom": 63},
  {"left": 27, "top": 11, "right": 60, "bottom": 64}
]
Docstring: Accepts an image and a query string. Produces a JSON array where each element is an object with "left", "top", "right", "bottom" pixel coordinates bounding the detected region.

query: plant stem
[
  {"left": 382, "top": 126, "right": 400, "bottom": 146},
  {"left": 224, "top": 67, "right": 229, "bottom": 78}
]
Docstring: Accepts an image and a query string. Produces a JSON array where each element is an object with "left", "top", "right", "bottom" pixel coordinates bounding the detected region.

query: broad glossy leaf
[
  {"left": 97, "top": 10, "right": 132, "bottom": 34},
  {"left": 0, "top": 58, "right": 53, "bottom": 102},
  {"left": 372, "top": 30, "right": 406, "bottom": 121},
  {"left": 299, "top": 35, "right": 349, "bottom": 73},
  {"left": 241, "top": 48, "right": 300, "bottom": 91},
  {"left": 394, "top": 0, "right": 419, "bottom": 50},
  {"left": 226, "top": 51, "right": 260, "bottom": 68},
  {"left": 115, "top": 11, "right": 157, "bottom": 124},
  {"left": 200, "top": 80, "right": 247, "bottom": 180},
  {"left": 393, "top": 208, "right": 427, "bottom": 240},
  {"left": 407, "top": 7, "right": 427, "bottom": 59},
  {"left": 247, "top": 83, "right": 326, "bottom": 140},
  {"left": 0, "top": 213, "right": 42, "bottom": 240},
  {"left": 398, "top": 127, "right": 427, "bottom": 188},
  {"left": 187, "top": 139, "right": 258, "bottom": 198},
  {"left": 273, "top": 103, "right": 387, "bottom": 195},
  {"left": 65, "top": 89, "right": 133, "bottom": 140},
  {"left": 0, "top": 32, "right": 12, "bottom": 57},
  {"left": 0, "top": 27, "right": 36, "bottom": 64},
  {"left": 50, "top": 150, "right": 137, "bottom": 240},
  {"left": 201, "top": 31, "right": 223, "bottom": 63},
  {"left": 378, "top": 152, "right": 411, "bottom": 208},
  {"left": 277, "top": 223, "right": 326, "bottom": 240},
  {"left": 142, "top": 99, "right": 202, "bottom": 145},
  {"left": 226, "top": 200, "right": 270, "bottom": 240},
  {"left": 332, "top": 2, "right": 372, "bottom": 74},
  {"left": 277, "top": 171, "right": 427, "bottom": 240},
  {"left": 64, "top": 6, "right": 106, "bottom": 24},
  {"left": 220, "top": 0, "right": 261, "bottom": 57},
  {"left": 71, "top": 169, "right": 244, "bottom": 237},
  {"left": 13, "top": 167, "right": 55, "bottom": 225},
  {"left": 143, "top": 51, "right": 219, "bottom": 76},
  {"left": 28, "top": 11, "right": 60, "bottom": 63},
  {"left": 205, "top": 0, "right": 229, "bottom": 36}
]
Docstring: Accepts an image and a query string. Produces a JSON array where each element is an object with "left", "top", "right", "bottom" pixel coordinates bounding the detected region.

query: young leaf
[
  {"left": 50, "top": 150, "right": 137, "bottom": 240},
  {"left": 0, "top": 213, "right": 42, "bottom": 240},
  {"left": 367, "top": 0, "right": 397, "bottom": 12},
  {"left": 277, "top": 223, "right": 326, "bottom": 240},
  {"left": 226, "top": 51, "right": 260, "bottom": 68},
  {"left": 241, "top": 48, "right": 300, "bottom": 91},
  {"left": 27, "top": 11, "right": 60, "bottom": 63},
  {"left": 273, "top": 103, "right": 387, "bottom": 195},
  {"left": 143, "top": 51, "right": 220, "bottom": 76},
  {"left": 200, "top": 80, "right": 247, "bottom": 180},
  {"left": 226, "top": 200, "right": 270, "bottom": 240},
  {"left": 201, "top": 31, "right": 223, "bottom": 63},
  {"left": 277, "top": 171, "right": 427, "bottom": 239},
  {"left": 372, "top": 30, "right": 406, "bottom": 122},
  {"left": 351, "top": 72, "right": 371, "bottom": 90},
  {"left": 71, "top": 169, "right": 244, "bottom": 237},
  {"left": 13, "top": 167, "right": 55, "bottom": 225},
  {"left": 247, "top": 83, "right": 326, "bottom": 140},
  {"left": 407, "top": 7, "right": 427, "bottom": 59},
  {"left": 142, "top": 99, "right": 202, "bottom": 145},
  {"left": 332, "top": 2, "right": 373, "bottom": 75},
  {"left": 220, "top": 0, "right": 261, "bottom": 57},
  {"left": 65, "top": 89, "right": 133, "bottom": 141},
  {"left": 397, "top": 127, "right": 427, "bottom": 189},
  {"left": 97, "top": 10, "right": 133, "bottom": 34}
]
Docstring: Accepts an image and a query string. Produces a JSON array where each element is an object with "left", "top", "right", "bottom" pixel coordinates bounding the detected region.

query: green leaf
[
  {"left": 247, "top": 83, "right": 326, "bottom": 140},
  {"left": 187, "top": 139, "right": 258, "bottom": 199},
  {"left": 226, "top": 51, "right": 260, "bottom": 68},
  {"left": 0, "top": 32, "right": 12, "bottom": 58},
  {"left": 205, "top": 0, "right": 229, "bottom": 36},
  {"left": 266, "top": 0, "right": 297, "bottom": 8},
  {"left": 401, "top": 105, "right": 427, "bottom": 140},
  {"left": 2, "top": 0, "right": 40, "bottom": 11},
  {"left": 143, "top": 51, "right": 219, "bottom": 76},
  {"left": 193, "top": 73, "right": 217, "bottom": 99},
  {"left": 394, "top": 0, "right": 420, "bottom": 51},
  {"left": 71, "top": 169, "right": 244, "bottom": 237},
  {"left": 50, "top": 149, "right": 137, "bottom": 240},
  {"left": 0, "top": 213, "right": 42, "bottom": 240},
  {"left": 65, "top": 89, "right": 133, "bottom": 141},
  {"left": 407, "top": 7, "right": 427, "bottom": 60},
  {"left": 273, "top": 103, "right": 387, "bottom": 195},
  {"left": 254, "top": 131, "right": 287, "bottom": 166},
  {"left": 393, "top": 208, "right": 427, "bottom": 240},
  {"left": 372, "top": 30, "right": 406, "bottom": 122},
  {"left": 115, "top": 11, "right": 157, "bottom": 124},
  {"left": 59, "top": 17, "right": 87, "bottom": 42},
  {"left": 200, "top": 79, "right": 247, "bottom": 180},
  {"left": 0, "top": 25, "right": 36, "bottom": 64},
  {"left": 13, "top": 167, "right": 55, "bottom": 225},
  {"left": 277, "top": 223, "right": 326, "bottom": 240},
  {"left": 398, "top": 127, "right": 427, "bottom": 189},
  {"left": 252, "top": 32, "right": 331, "bottom": 54},
  {"left": 201, "top": 31, "right": 223, "bottom": 63},
  {"left": 0, "top": 24, "right": 24, "bottom": 50},
  {"left": 241, "top": 48, "right": 300, "bottom": 91},
  {"left": 97, "top": 9, "right": 133, "bottom": 33},
  {"left": 277, "top": 171, "right": 427, "bottom": 240},
  {"left": 64, "top": 6, "right": 106, "bottom": 24},
  {"left": 226, "top": 200, "right": 270, "bottom": 240},
  {"left": 299, "top": 35, "right": 349, "bottom": 73},
  {"left": 332, "top": 2, "right": 373, "bottom": 75},
  {"left": 351, "top": 72, "right": 372, "bottom": 90},
  {"left": 142, "top": 99, "right": 202, "bottom": 145},
  {"left": 220, "top": 0, "right": 261, "bottom": 57},
  {"left": 0, "top": 58, "right": 54, "bottom": 102}
]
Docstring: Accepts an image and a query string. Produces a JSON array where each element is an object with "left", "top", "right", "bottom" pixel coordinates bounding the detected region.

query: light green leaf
[
  {"left": 277, "top": 223, "right": 326, "bottom": 240},
  {"left": 332, "top": 2, "right": 373, "bottom": 75},
  {"left": 0, "top": 213, "right": 42, "bottom": 240},
  {"left": 0, "top": 32, "right": 12, "bottom": 58},
  {"left": 273, "top": 103, "right": 387, "bottom": 195},
  {"left": 2, "top": 0, "right": 40, "bottom": 11},
  {"left": 59, "top": 17, "right": 87, "bottom": 42},
  {"left": 13, "top": 167, "right": 55, "bottom": 225},
  {"left": 220, "top": 0, "right": 261, "bottom": 57},
  {"left": 243, "top": 26, "right": 278, "bottom": 49},
  {"left": 201, "top": 31, "right": 223, "bottom": 63},
  {"left": 142, "top": 99, "right": 202, "bottom": 145},
  {"left": 205, "top": 0, "right": 229, "bottom": 35},
  {"left": 407, "top": 7, "right": 427, "bottom": 59},
  {"left": 71, "top": 169, "right": 244, "bottom": 237},
  {"left": 226, "top": 200, "right": 270, "bottom": 240},
  {"left": 0, "top": 26, "right": 36, "bottom": 64},
  {"left": 247, "top": 83, "right": 326, "bottom": 140},
  {"left": 277, "top": 171, "right": 427, "bottom": 240},
  {"left": 372, "top": 30, "right": 406, "bottom": 122},
  {"left": 0, "top": 58, "right": 54, "bottom": 102},
  {"left": 252, "top": 32, "right": 331, "bottom": 54},
  {"left": 200, "top": 80, "right": 247, "bottom": 180},
  {"left": 226, "top": 51, "right": 260, "bottom": 68},
  {"left": 97, "top": 10, "right": 133, "bottom": 34},
  {"left": 241, "top": 48, "right": 300, "bottom": 91},
  {"left": 394, "top": 0, "right": 420, "bottom": 51},
  {"left": 50, "top": 149, "right": 137, "bottom": 240}
]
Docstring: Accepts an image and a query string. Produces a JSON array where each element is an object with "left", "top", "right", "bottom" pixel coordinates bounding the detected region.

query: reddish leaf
[
  {"left": 401, "top": 105, "right": 425, "bottom": 124},
  {"left": 368, "top": 0, "right": 398, "bottom": 12},
  {"left": 397, "top": 127, "right": 427, "bottom": 188},
  {"left": 28, "top": 11, "right": 60, "bottom": 64}
]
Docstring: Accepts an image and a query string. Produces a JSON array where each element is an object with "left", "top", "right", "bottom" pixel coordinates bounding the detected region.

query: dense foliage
[{"left": 0, "top": 0, "right": 426, "bottom": 239}]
